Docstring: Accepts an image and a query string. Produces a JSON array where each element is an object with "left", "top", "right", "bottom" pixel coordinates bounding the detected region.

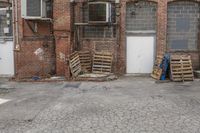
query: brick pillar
[
  {"left": 156, "top": 0, "right": 167, "bottom": 56},
  {"left": 53, "top": 0, "right": 72, "bottom": 78},
  {"left": 117, "top": 1, "right": 126, "bottom": 75}
]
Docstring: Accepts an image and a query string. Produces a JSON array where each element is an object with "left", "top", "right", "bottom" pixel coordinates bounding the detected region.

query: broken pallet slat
[
  {"left": 69, "top": 51, "right": 82, "bottom": 77},
  {"left": 78, "top": 51, "right": 92, "bottom": 73}
]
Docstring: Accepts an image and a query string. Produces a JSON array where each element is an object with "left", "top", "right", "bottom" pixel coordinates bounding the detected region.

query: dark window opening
[
  {"left": 0, "top": 8, "right": 13, "bottom": 37},
  {"left": 82, "top": 2, "right": 116, "bottom": 38}
]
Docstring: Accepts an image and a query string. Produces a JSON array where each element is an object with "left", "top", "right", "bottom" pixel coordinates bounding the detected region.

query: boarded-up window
[{"left": 167, "top": 1, "right": 200, "bottom": 50}]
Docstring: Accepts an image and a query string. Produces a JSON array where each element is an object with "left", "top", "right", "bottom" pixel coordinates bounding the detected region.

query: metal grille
[
  {"left": 27, "top": 0, "right": 41, "bottom": 17},
  {"left": 82, "top": 3, "right": 116, "bottom": 38},
  {"left": 126, "top": 1, "right": 157, "bottom": 31},
  {"left": 0, "top": 8, "right": 12, "bottom": 38}
]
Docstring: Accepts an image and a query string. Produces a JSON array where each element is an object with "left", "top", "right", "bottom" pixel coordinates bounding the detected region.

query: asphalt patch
[{"left": 63, "top": 83, "right": 81, "bottom": 88}]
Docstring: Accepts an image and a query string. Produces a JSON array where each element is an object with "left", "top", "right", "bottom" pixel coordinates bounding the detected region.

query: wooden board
[
  {"left": 151, "top": 66, "right": 162, "bottom": 80},
  {"left": 78, "top": 51, "right": 92, "bottom": 73},
  {"left": 155, "top": 55, "right": 163, "bottom": 66},
  {"left": 170, "top": 55, "right": 194, "bottom": 82},
  {"left": 92, "top": 52, "right": 113, "bottom": 74},
  {"left": 69, "top": 51, "right": 81, "bottom": 77}
]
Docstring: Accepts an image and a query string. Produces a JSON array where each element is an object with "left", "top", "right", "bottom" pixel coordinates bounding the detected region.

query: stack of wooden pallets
[
  {"left": 170, "top": 55, "right": 194, "bottom": 82},
  {"left": 92, "top": 52, "right": 113, "bottom": 74},
  {"left": 78, "top": 51, "right": 92, "bottom": 73}
]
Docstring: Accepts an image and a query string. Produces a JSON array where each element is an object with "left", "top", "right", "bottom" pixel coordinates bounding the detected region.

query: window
[
  {"left": 82, "top": 3, "right": 116, "bottom": 38},
  {"left": 0, "top": 8, "right": 13, "bottom": 38}
]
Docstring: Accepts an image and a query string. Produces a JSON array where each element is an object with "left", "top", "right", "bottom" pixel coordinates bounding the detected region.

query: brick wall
[
  {"left": 14, "top": 0, "right": 56, "bottom": 79},
  {"left": 53, "top": 0, "right": 72, "bottom": 78},
  {"left": 13, "top": 0, "right": 200, "bottom": 79},
  {"left": 15, "top": 39, "right": 56, "bottom": 78},
  {"left": 14, "top": 0, "right": 73, "bottom": 79},
  {"left": 118, "top": 0, "right": 200, "bottom": 74},
  {"left": 74, "top": 1, "right": 118, "bottom": 73}
]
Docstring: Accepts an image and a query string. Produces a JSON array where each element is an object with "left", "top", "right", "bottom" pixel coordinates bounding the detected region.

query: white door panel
[
  {"left": 126, "top": 36, "right": 155, "bottom": 74},
  {"left": 0, "top": 41, "right": 14, "bottom": 76}
]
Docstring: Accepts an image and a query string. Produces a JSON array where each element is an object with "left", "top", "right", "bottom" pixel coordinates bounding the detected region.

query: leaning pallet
[
  {"left": 69, "top": 51, "right": 82, "bottom": 77},
  {"left": 151, "top": 55, "right": 163, "bottom": 80},
  {"left": 170, "top": 55, "right": 194, "bottom": 82},
  {"left": 151, "top": 66, "right": 162, "bottom": 80},
  {"left": 92, "top": 52, "right": 113, "bottom": 74},
  {"left": 78, "top": 51, "right": 92, "bottom": 73}
]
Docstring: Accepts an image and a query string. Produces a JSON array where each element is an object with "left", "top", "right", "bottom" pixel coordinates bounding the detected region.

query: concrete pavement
[{"left": 0, "top": 77, "right": 200, "bottom": 133}]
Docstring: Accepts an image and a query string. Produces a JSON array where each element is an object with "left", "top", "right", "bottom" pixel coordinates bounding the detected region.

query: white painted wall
[
  {"left": 0, "top": 41, "right": 14, "bottom": 76},
  {"left": 126, "top": 36, "right": 155, "bottom": 74}
]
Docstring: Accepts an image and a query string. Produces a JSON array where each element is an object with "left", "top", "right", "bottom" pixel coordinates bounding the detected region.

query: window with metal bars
[{"left": 0, "top": 8, "right": 12, "bottom": 38}]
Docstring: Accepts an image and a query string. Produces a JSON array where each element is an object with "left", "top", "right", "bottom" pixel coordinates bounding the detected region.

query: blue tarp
[{"left": 160, "top": 54, "right": 170, "bottom": 80}]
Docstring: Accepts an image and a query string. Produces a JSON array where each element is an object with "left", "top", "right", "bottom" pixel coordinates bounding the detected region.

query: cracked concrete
[{"left": 0, "top": 77, "right": 200, "bottom": 133}]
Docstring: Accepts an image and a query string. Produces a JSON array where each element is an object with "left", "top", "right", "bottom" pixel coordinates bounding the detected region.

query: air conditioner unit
[
  {"left": 88, "top": 2, "right": 111, "bottom": 23},
  {"left": 21, "top": 0, "right": 50, "bottom": 19}
]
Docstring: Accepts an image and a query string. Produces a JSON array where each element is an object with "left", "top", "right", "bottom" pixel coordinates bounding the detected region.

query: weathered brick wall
[
  {"left": 118, "top": 0, "right": 200, "bottom": 74},
  {"left": 13, "top": 0, "right": 200, "bottom": 79},
  {"left": 14, "top": 0, "right": 56, "bottom": 78},
  {"left": 126, "top": 1, "right": 157, "bottom": 31},
  {"left": 74, "top": 1, "right": 118, "bottom": 73},
  {"left": 82, "top": 39, "right": 118, "bottom": 73},
  {"left": 53, "top": 0, "right": 72, "bottom": 78},
  {"left": 15, "top": 39, "right": 56, "bottom": 78},
  {"left": 167, "top": 1, "right": 199, "bottom": 50},
  {"left": 14, "top": 0, "right": 73, "bottom": 79}
]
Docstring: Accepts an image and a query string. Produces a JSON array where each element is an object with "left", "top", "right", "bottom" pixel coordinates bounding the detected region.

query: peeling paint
[{"left": 34, "top": 48, "right": 44, "bottom": 61}]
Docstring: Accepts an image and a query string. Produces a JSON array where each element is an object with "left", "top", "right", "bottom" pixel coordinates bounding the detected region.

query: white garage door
[
  {"left": 0, "top": 41, "right": 14, "bottom": 76},
  {"left": 126, "top": 36, "right": 155, "bottom": 74}
]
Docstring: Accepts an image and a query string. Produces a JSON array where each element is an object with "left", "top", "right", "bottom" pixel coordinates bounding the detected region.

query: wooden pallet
[
  {"left": 69, "top": 51, "right": 81, "bottom": 77},
  {"left": 170, "top": 55, "right": 194, "bottom": 82},
  {"left": 155, "top": 55, "right": 163, "bottom": 66},
  {"left": 92, "top": 52, "right": 113, "bottom": 74},
  {"left": 151, "top": 66, "right": 162, "bottom": 80},
  {"left": 78, "top": 51, "right": 92, "bottom": 73}
]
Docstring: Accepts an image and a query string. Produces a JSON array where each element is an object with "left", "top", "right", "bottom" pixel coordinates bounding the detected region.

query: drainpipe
[
  {"left": 11, "top": 0, "right": 16, "bottom": 76},
  {"left": 13, "top": 0, "right": 19, "bottom": 51},
  {"left": 12, "top": 0, "right": 20, "bottom": 77}
]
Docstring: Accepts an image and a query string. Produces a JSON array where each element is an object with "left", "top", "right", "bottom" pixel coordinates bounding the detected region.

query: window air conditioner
[
  {"left": 21, "top": 0, "right": 50, "bottom": 19},
  {"left": 88, "top": 2, "right": 111, "bottom": 23}
]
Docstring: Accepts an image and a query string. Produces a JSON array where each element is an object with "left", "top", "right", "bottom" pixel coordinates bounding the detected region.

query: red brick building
[{"left": 13, "top": 0, "right": 200, "bottom": 79}]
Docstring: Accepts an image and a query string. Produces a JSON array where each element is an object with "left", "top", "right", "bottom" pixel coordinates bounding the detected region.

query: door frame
[
  {"left": 0, "top": 7, "right": 14, "bottom": 77},
  {"left": 125, "top": 31, "right": 157, "bottom": 74}
]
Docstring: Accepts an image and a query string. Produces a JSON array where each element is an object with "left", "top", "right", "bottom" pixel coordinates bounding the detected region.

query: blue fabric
[{"left": 160, "top": 54, "right": 170, "bottom": 80}]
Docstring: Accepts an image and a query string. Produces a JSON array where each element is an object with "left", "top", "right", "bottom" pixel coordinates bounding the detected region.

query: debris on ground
[{"left": 69, "top": 51, "right": 117, "bottom": 81}]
